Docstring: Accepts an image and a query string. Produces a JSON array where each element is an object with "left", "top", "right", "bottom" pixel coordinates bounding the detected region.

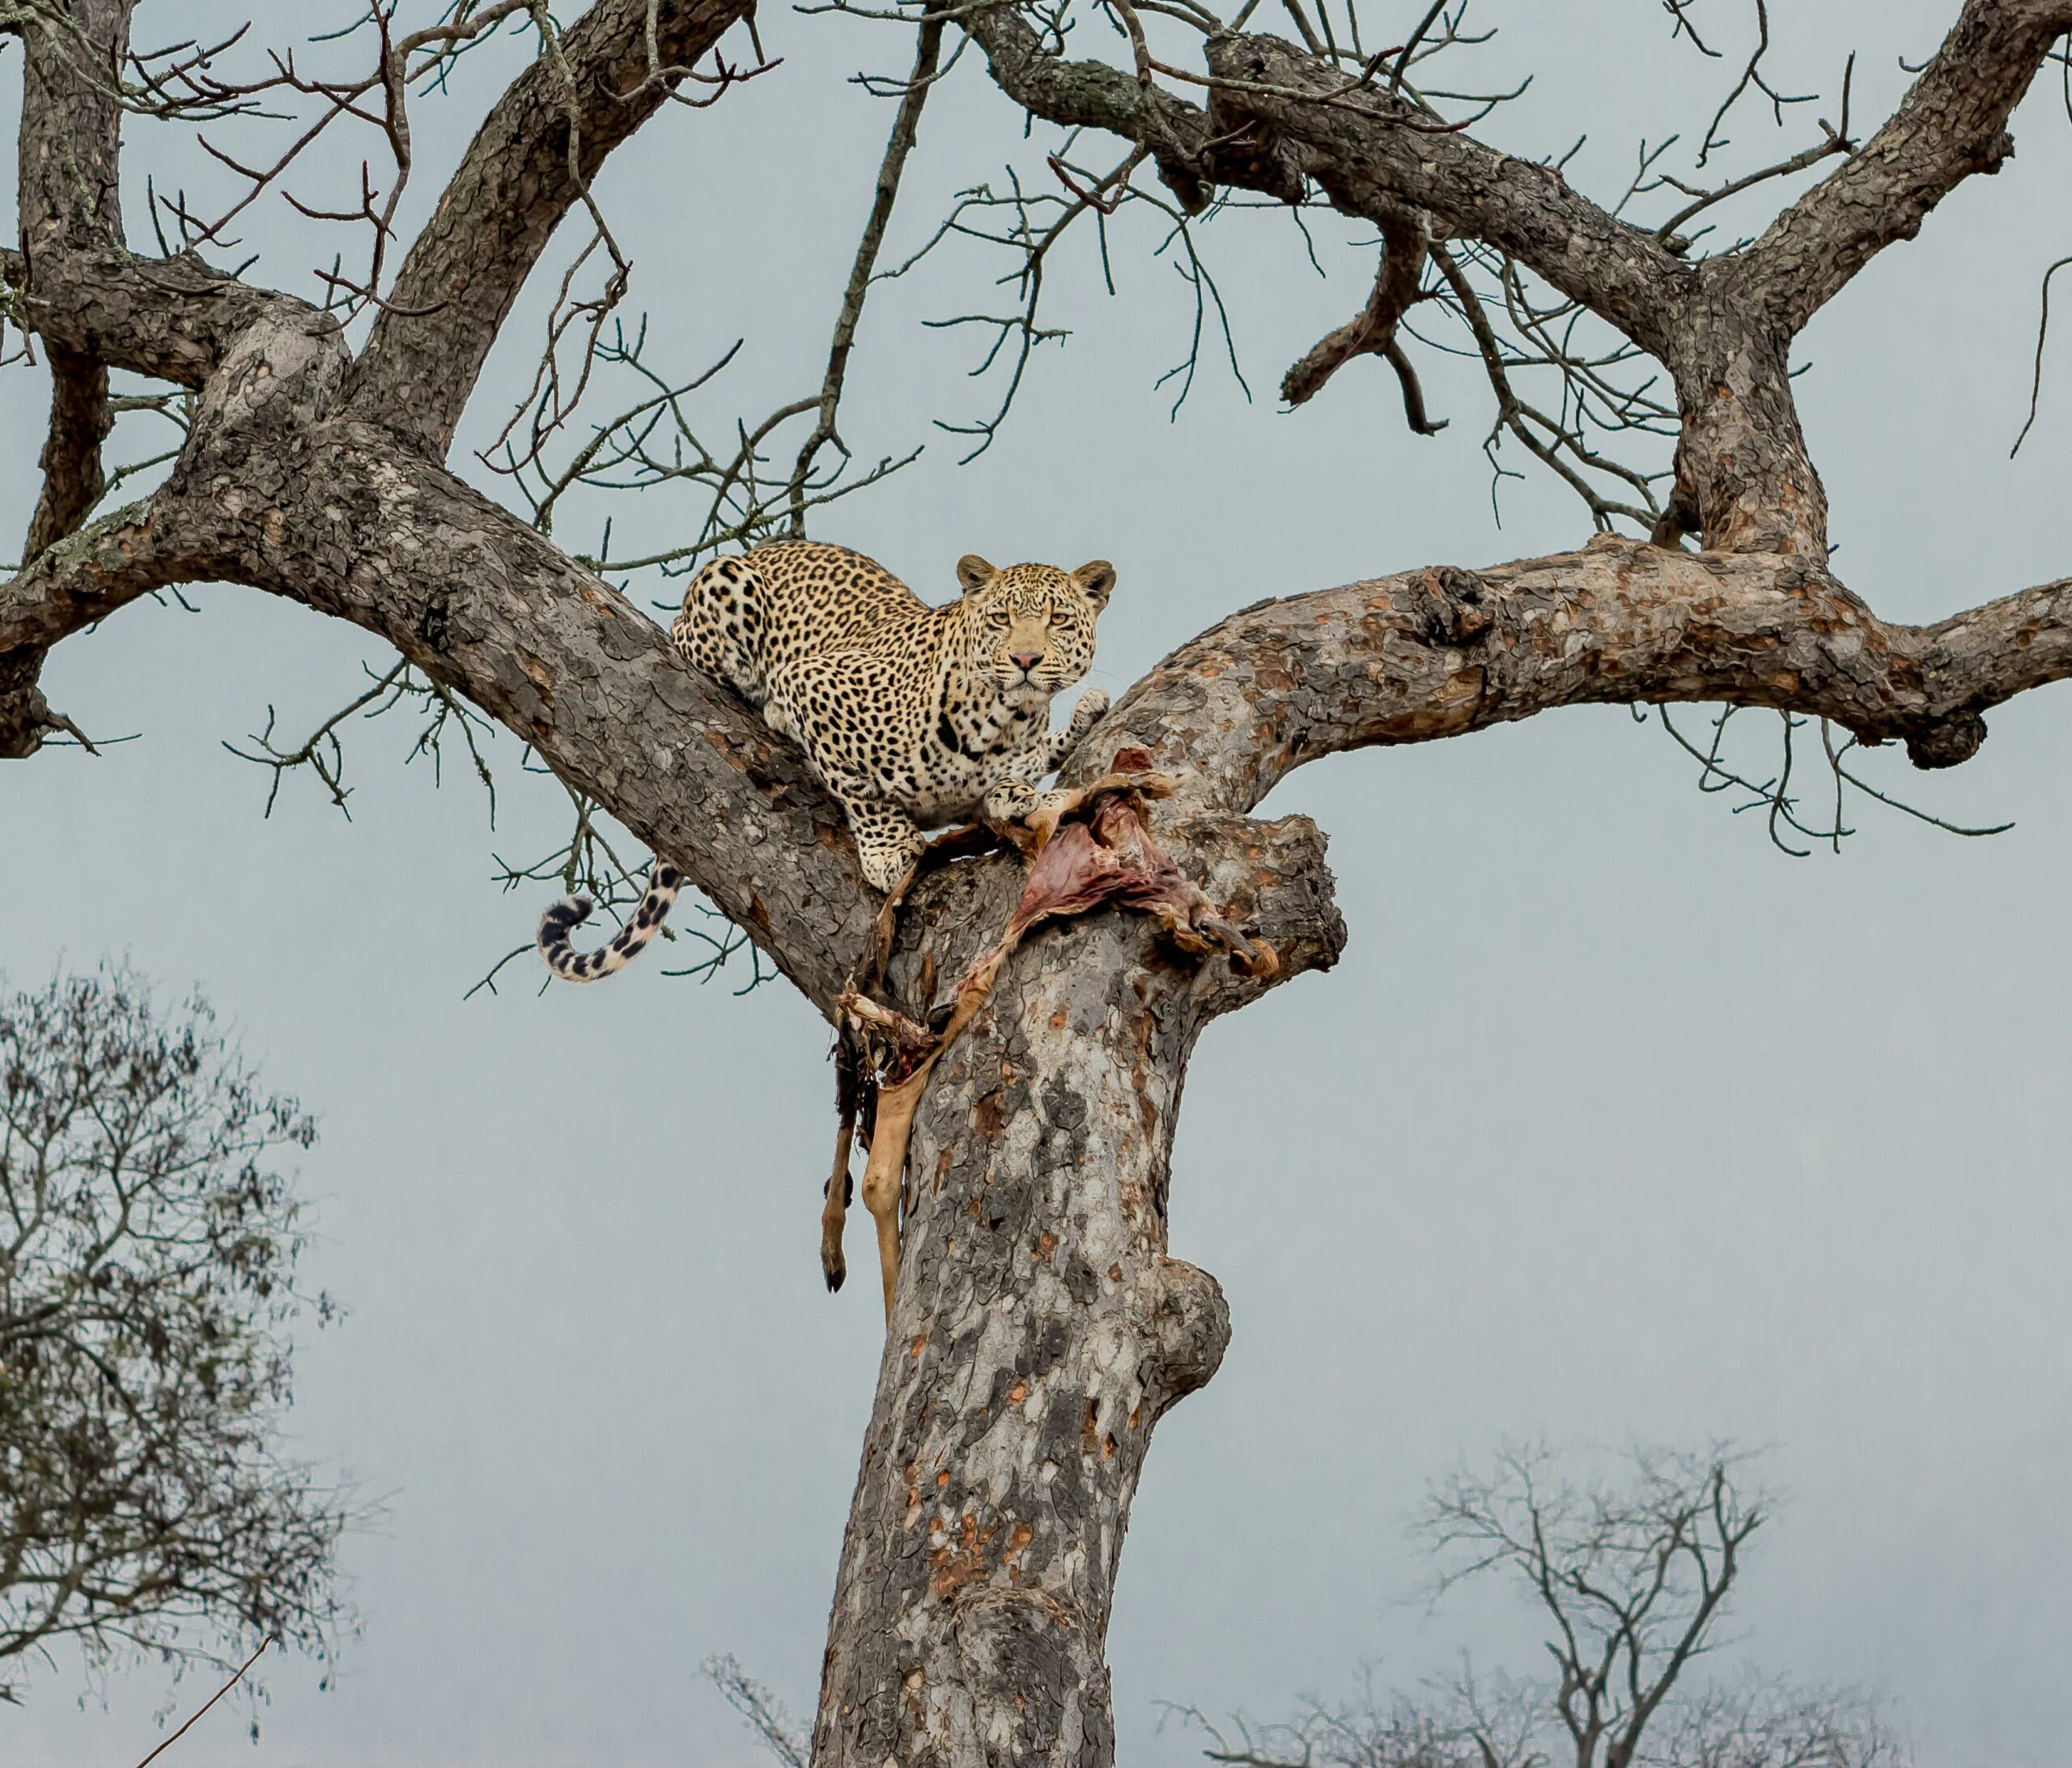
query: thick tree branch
[
  {"left": 0, "top": 497, "right": 181, "bottom": 655},
  {"left": 15, "top": 0, "right": 130, "bottom": 260},
  {"left": 216, "top": 428, "right": 875, "bottom": 1007},
  {"left": 0, "top": 496, "right": 194, "bottom": 756},
  {"left": 1, "top": 244, "right": 333, "bottom": 389},
  {"left": 1094, "top": 538, "right": 2072, "bottom": 818},
  {"left": 346, "top": 0, "right": 754, "bottom": 456},
  {"left": 1740, "top": 0, "right": 2072, "bottom": 333},
  {"left": 14, "top": 0, "right": 133, "bottom": 559},
  {"left": 961, "top": 12, "right": 1689, "bottom": 351},
  {"left": 23, "top": 343, "right": 111, "bottom": 559}
]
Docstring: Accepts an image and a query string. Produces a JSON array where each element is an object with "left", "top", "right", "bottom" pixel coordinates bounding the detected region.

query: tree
[
  {"left": 0, "top": 1, "right": 2066, "bottom": 1762},
  {"left": 0, "top": 967, "right": 349, "bottom": 1705},
  {"left": 1175, "top": 1447, "right": 1909, "bottom": 1768}
]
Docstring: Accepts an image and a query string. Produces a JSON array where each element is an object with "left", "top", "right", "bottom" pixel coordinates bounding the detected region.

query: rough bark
[
  {"left": 1658, "top": 308, "right": 1828, "bottom": 556},
  {"left": 3, "top": 4, "right": 2072, "bottom": 1763},
  {"left": 813, "top": 813, "right": 1342, "bottom": 1763},
  {"left": 1740, "top": 0, "right": 2072, "bottom": 334},
  {"left": 0, "top": 241, "right": 326, "bottom": 388},
  {"left": 1101, "top": 541, "right": 2070, "bottom": 809},
  {"left": 4, "top": 0, "right": 130, "bottom": 746},
  {"left": 13, "top": 0, "right": 126, "bottom": 563},
  {"left": 22, "top": 342, "right": 110, "bottom": 561}
]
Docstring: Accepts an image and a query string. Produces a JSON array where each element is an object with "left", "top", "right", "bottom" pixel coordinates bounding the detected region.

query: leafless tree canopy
[
  {"left": 1174, "top": 1448, "right": 1909, "bottom": 1768},
  {"left": 0, "top": 968, "right": 349, "bottom": 1704},
  {"left": 1, "top": 1, "right": 2067, "bottom": 1761}
]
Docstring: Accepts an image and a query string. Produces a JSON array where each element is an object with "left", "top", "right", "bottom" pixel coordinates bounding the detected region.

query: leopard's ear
[
  {"left": 1072, "top": 560, "right": 1116, "bottom": 610},
  {"left": 955, "top": 554, "right": 997, "bottom": 594}
]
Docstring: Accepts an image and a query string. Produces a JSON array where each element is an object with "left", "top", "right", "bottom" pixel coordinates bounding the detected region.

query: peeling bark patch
[{"left": 516, "top": 648, "right": 553, "bottom": 702}]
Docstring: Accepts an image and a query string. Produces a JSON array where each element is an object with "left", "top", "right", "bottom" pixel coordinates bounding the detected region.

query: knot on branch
[
  {"left": 1182, "top": 811, "right": 1347, "bottom": 1023},
  {"left": 1153, "top": 156, "right": 1214, "bottom": 215},
  {"left": 1204, "top": 39, "right": 1309, "bottom": 205},
  {"left": 1411, "top": 566, "right": 1493, "bottom": 646},
  {"left": 1904, "top": 712, "right": 1988, "bottom": 771},
  {"left": 1134, "top": 1256, "right": 1230, "bottom": 1408}
]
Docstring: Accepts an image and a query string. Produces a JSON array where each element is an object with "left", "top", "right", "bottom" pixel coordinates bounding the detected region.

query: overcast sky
[{"left": 4, "top": 2, "right": 2070, "bottom": 1765}]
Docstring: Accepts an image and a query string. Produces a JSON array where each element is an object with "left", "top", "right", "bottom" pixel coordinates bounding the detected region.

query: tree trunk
[{"left": 813, "top": 814, "right": 1341, "bottom": 1766}]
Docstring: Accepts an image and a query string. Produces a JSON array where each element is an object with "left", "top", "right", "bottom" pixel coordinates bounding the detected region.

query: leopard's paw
[{"left": 1069, "top": 687, "right": 1110, "bottom": 732}]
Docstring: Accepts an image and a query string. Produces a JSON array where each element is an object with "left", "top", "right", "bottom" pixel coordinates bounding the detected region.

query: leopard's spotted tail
[{"left": 537, "top": 865, "right": 685, "bottom": 983}]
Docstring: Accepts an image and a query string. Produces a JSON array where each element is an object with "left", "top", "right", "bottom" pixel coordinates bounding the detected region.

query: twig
[
  {"left": 133, "top": 1635, "right": 272, "bottom": 1768},
  {"left": 788, "top": 11, "right": 946, "bottom": 532},
  {"left": 2012, "top": 253, "right": 2072, "bottom": 457}
]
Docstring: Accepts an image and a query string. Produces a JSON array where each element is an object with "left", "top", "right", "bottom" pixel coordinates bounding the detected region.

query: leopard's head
[{"left": 951, "top": 554, "right": 1116, "bottom": 710}]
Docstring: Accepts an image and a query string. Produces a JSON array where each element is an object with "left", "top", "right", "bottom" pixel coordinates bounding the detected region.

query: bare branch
[
  {"left": 1280, "top": 205, "right": 1437, "bottom": 414},
  {"left": 703, "top": 1653, "right": 809, "bottom": 1768},
  {"left": 347, "top": 0, "right": 758, "bottom": 456},
  {"left": 1741, "top": 0, "right": 2072, "bottom": 333},
  {"left": 787, "top": 11, "right": 947, "bottom": 531},
  {"left": 2013, "top": 250, "right": 2072, "bottom": 456}
]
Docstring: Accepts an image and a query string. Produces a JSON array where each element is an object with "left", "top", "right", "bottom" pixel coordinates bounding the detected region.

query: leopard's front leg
[
  {"left": 1042, "top": 686, "right": 1109, "bottom": 771},
  {"left": 979, "top": 757, "right": 1053, "bottom": 825},
  {"left": 982, "top": 689, "right": 1110, "bottom": 825},
  {"left": 837, "top": 790, "right": 928, "bottom": 895}
]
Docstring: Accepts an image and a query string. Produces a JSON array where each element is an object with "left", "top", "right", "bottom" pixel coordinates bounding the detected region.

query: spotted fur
[
  {"left": 535, "top": 541, "right": 1115, "bottom": 982},
  {"left": 537, "top": 865, "right": 684, "bottom": 983},
  {"left": 683, "top": 540, "right": 1115, "bottom": 887}
]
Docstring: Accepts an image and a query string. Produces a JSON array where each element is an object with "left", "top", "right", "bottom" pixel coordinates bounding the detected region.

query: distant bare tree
[
  {"left": 3, "top": 2, "right": 2069, "bottom": 1760},
  {"left": 1174, "top": 1447, "right": 1908, "bottom": 1768},
  {"left": 0, "top": 968, "right": 350, "bottom": 1706}
]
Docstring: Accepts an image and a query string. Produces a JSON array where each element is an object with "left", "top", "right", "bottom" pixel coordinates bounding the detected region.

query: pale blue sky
[{"left": 3, "top": 3, "right": 2070, "bottom": 1764}]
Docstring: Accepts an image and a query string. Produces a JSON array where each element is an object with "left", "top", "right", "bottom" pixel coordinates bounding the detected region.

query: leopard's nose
[{"left": 1010, "top": 650, "right": 1044, "bottom": 673}]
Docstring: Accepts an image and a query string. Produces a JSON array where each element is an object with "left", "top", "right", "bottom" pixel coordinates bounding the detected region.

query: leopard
[{"left": 537, "top": 540, "right": 1115, "bottom": 983}]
